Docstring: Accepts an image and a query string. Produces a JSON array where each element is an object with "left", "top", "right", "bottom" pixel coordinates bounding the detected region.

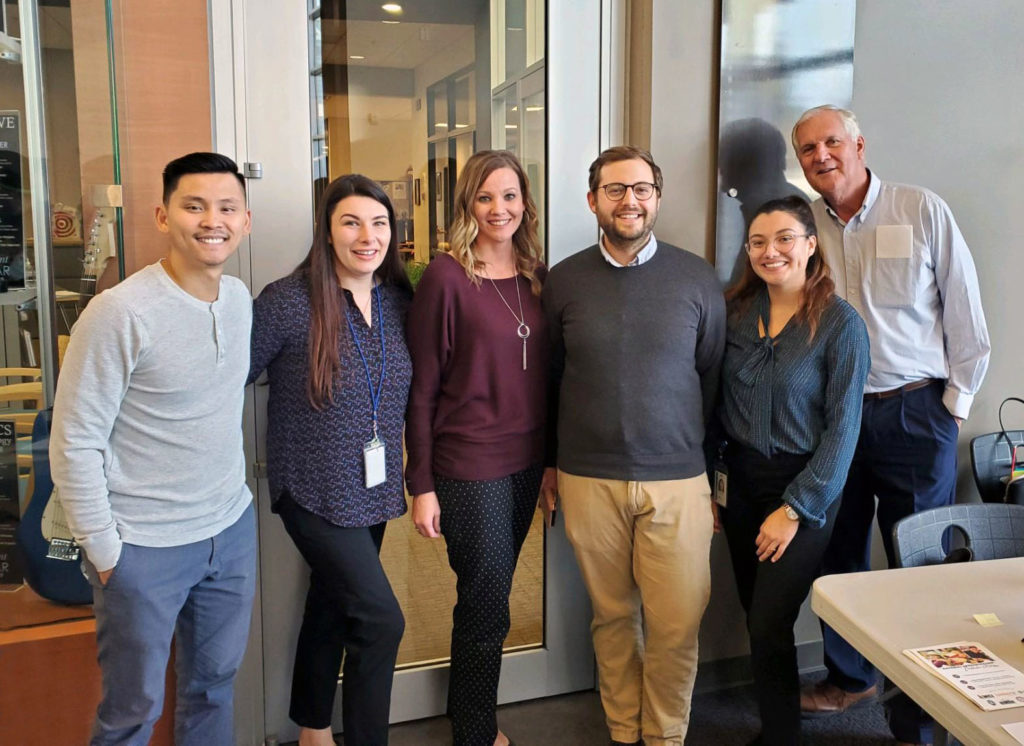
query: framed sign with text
[{"left": 0, "top": 111, "right": 25, "bottom": 287}]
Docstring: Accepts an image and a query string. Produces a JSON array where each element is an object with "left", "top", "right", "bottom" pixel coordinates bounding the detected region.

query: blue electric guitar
[
  {"left": 11, "top": 208, "right": 117, "bottom": 604},
  {"left": 15, "top": 409, "right": 92, "bottom": 605}
]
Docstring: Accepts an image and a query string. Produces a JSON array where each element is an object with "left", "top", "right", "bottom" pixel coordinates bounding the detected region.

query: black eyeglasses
[{"left": 597, "top": 182, "right": 659, "bottom": 201}]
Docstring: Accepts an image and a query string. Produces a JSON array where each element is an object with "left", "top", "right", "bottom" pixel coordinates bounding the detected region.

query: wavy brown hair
[
  {"left": 296, "top": 174, "right": 413, "bottom": 409},
  {"left": 446, "top": 150, "right": 544, "bottom": 295},
  {"left": 725, "top": 195, "right": 835, "bottom": 340}
]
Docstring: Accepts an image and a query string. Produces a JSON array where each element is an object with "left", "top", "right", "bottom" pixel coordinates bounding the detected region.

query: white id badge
[
  {"left": 364, "top": 438, "right": 386, "bottom": 488},
  {"left": 713, "top": 467, "right": 728, "bottom": 508}
]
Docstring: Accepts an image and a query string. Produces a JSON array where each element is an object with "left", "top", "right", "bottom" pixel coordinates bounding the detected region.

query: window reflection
[{"left": 306, "top": 0, "right": 548, "bottom": 670}]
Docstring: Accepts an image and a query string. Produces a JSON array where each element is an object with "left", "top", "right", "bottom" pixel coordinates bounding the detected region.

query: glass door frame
[
  {"left": 212, "top": 1, "right": 611, "bottom": 741},
  {"left": 15, "top": 0, "right": 59, "bottom": 405},
  {"left": 427, "top": 65, "right": 478, "bottom": 256},
  {"left": 13, "top": 0, "right": 125, "bottom": 411}
]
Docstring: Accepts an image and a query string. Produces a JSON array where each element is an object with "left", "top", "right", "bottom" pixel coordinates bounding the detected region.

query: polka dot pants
[{"left": 436, "top": 464, "right": 543, "bottom": 746}]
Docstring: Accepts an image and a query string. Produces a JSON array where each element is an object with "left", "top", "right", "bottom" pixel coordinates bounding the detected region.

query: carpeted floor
[{"left": 370, "top": 674, "right": 894, "bottom": 745}]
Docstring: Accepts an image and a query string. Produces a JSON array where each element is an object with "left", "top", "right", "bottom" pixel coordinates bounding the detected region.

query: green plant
[{"left": 405, "top": 261, "right": 428, "bottom": 289}]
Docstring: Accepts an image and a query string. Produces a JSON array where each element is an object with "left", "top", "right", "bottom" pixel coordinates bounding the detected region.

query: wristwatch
[{"left": 783, "top": 504, "right": 800, "bottom": 522}]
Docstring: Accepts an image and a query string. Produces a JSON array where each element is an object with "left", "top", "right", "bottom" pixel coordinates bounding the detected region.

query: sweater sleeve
[
  {"left": 404, "top": 261, "right": 454, "bottom": 495},
  {"left": 781, "top": 308, "right": 870, "bottom": 527},
  {"left": 249, "top": 281, "right": 286, "bottom": 385},
  {"left": 541, "top": 275, "right": 564, "bottom": 468},
  {"left": 49, "top": 293, "right": 148, "bottom": 572},
  {"left": 695, "top": 275, "right": 727, "bottom": 427}
]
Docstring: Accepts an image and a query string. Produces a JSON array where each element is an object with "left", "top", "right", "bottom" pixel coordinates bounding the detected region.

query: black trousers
[
  {"left": 721, "top": 444, "right": 840, "bottom": 746},
  {"left": 436, "top": 464, "right": 543, "bottom": 746},
  {"left": 277, "top": 493, "right": 404, "bottom": 745}
]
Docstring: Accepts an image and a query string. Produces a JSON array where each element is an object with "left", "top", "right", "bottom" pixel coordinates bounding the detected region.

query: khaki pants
[{"left": 558, "top": 470, "right": 714, "bottom": 746}]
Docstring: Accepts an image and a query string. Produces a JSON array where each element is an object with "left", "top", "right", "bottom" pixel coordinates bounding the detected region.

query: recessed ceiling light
[
  {"left": 505, "top": 124, "right": 518, "bottom": 129},
  {"left": 382, "top": 3, "right": 402, "bottom": 13},
  {"left": 350, "top": 55, "right": 365, "bottom": 60}
]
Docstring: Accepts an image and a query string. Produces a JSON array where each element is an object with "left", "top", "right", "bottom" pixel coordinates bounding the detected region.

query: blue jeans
[{"left": 83, "top": 503, "right": 257, "bottom": 746}]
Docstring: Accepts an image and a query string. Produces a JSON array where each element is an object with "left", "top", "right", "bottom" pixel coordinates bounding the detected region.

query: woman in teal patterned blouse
[{"left": 716, "top": 195, "right": 870, "bottom": 746}]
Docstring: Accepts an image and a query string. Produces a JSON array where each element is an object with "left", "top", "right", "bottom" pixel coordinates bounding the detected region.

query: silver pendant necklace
[{"left": 484, "top": 267, "right": 530, "bottom": 370}]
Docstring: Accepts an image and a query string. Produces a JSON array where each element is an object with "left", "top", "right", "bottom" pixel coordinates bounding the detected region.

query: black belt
[{"left": 864, "top": 378, "right": 940, "bottom": 401}]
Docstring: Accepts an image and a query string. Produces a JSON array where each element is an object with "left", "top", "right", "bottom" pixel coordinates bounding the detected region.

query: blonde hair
[{"left": 446, "top": 150, "right": 544, "bottom": 295}]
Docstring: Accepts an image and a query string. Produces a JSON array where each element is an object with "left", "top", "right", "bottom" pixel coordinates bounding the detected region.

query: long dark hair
[
  {"left": 296, "top": 174, "right": 413, "bottom": 409},
  {"left": 725, "top": 195, "right": 835, "bottom": 339}
]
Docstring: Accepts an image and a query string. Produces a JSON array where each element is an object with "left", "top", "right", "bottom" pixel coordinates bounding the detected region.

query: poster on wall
[
  {"left": 0, "top": 419, "right": 22, "bottom": 585},
  {"left": 715, "top": 1, "right": 856, "bottom": 287},
  {"left": 0, "top": 110, "right": 25, "bottom": 288},
  {"left": 0, "top": 520, "right": 23, "bottom": 585},
  {"left": 0, "top": 419, "right": 19, "bottom": 521}
]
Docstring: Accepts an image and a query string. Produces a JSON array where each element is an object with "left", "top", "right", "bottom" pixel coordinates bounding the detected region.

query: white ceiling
[{"left": 321, "top": 19, "right": 473, "bottom": 69}]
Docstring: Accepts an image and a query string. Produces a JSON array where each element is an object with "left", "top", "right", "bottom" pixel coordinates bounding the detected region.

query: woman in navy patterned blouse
[
  {"left": 250, "top": 175, "right": 413, "bottom": 746},
  {"left": 715, "top": 196, "right": 869, "bottom": 746}
]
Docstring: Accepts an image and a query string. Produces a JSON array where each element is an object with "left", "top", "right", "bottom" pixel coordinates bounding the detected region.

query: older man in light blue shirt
[{"left": 792, "top": 105, "right": 990, "bottom": 746}]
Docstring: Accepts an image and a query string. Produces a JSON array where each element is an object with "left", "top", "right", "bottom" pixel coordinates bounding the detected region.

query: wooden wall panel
[
  {"left": 69, "top": 0, "right": 118, "bottom": 290},
  {"left": 112, "top": 0, "right": 213, "bottom": 276},
  {"left": 0, "top": 620, "right": 174, "bottom": 746}
]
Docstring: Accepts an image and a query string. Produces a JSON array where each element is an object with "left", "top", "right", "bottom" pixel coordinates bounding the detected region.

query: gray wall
[{"left": 650, "top": 0, "right": 1023, "bottom": 667}]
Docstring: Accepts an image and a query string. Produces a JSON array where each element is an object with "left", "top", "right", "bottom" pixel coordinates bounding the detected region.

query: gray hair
[{"left": 791, "top": 105, "right": 862, "bottom": 152}]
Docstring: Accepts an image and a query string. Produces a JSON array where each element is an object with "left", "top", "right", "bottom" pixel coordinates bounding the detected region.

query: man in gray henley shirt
[
  {"left": 50, "top": 152, "right": 256, "bottom": 746},
  {"left": 541, "top": 146, "right": 726, "bottom": 746}
]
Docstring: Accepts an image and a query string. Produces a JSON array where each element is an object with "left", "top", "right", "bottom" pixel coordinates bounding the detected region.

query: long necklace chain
[
  {"left": 484, "top": 267, "right": 530, "bottom": 370},
  {"left": 357, "top": 291, "right": 373, "bottom": 325}
]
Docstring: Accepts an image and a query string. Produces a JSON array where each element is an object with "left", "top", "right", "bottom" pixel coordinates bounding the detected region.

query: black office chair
[
  {"left": 970, "top": 430, "right": 1024, "bottom": 503},
  {"left": 892, "top": 502, "right": 1024, "bottom": 569},
  {"left": 970, "top": 397, "right": 1024, "bottom": 503}
]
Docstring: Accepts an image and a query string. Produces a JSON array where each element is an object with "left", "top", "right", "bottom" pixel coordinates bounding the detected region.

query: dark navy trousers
[
  {"left": 277, "top": 493, "right": 404, "bottom": 745},
  {"left": 819, "top": 380, "right": 958, "bottom": 743},
  {"left": 436, "top": 465, "right": 542, "bottom": 746},
  {"left": 722, "top": 444, "right": 840, "bottom": 746}
]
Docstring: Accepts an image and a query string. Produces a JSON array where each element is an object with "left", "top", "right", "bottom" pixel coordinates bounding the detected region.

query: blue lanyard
[{"left": 345, "top": 283, "right": 386, "bottom": 439}]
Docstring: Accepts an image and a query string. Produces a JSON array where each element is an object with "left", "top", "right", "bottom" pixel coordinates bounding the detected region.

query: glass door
[
  {"left": 0, "top": 0, "right": 122, "bottom": 589},
  {"left": 226, "top": 0, "right": 602, "bottom": 742}
]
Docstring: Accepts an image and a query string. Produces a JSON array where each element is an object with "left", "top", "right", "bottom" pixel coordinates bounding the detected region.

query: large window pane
[
  {"left": 0, "top": 0, "right": 122, "bottom": 590},
  {"left": 307, "top": 1, "right": 547, "bottom": 669}
]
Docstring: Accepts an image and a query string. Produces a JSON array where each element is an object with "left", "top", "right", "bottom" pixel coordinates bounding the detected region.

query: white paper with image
[{"left": 904, "top": 641, "right": 1024, "bottom": 712}]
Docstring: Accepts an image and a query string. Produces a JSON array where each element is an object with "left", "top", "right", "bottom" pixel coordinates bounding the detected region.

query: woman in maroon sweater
[{"left": 406, "top": 150, "right": 548, "bottom": 746}]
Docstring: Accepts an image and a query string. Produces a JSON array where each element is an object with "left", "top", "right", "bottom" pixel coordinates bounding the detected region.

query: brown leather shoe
[{"left": 799, "top": 681, "right": 878, "bottom": 717}]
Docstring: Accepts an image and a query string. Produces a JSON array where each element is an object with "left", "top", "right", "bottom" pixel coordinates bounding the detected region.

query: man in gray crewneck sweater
[
  {"left": 541, "top": 146, "right": 725, "bottom": 746},
  {"left": 50, "top": 153, "right": 256, "bottom": 746}
]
